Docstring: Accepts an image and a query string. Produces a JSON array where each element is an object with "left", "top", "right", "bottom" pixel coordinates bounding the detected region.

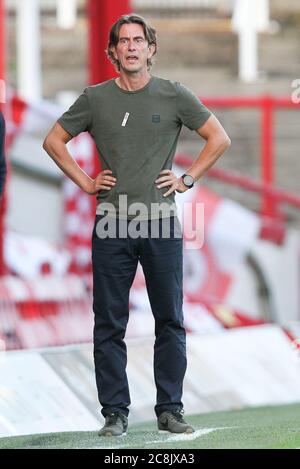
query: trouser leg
[
  {"left": 139, "top": 217, "right": 187, "bottom": 417},
  {"left": 92, "top": 216, "right": 138, "bottom": 418}
]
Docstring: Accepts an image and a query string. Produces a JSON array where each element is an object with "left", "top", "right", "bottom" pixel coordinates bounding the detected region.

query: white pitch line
[
  {"left": 164, "top": 428, "right": 218, "bottom": 442},
  {"left": 145, "top": 427, "right": 232, "bottom": 445}
]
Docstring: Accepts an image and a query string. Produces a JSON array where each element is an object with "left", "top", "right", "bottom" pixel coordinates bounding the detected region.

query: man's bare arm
[
  {"left": 184, "top": 114, "right": 231, "bottom": 182},
  {"left": 43, "top": 122, "right": 116, "bottom": 195},
  {"left": 155, "top": 114, "right": 231, "bottom": 196}
]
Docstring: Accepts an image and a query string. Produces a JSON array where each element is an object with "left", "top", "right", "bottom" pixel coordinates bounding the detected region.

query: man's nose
[{"left": 128, "top": 40, "right": 136, "bottom": 50}]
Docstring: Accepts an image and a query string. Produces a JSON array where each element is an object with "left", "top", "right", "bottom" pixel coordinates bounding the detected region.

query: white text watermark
[
  {"left": 291, "top": 79, "right": 300, "bottom": 104},
  {"left": 94, "top": 197, "right": 205, "bottom": 249}
]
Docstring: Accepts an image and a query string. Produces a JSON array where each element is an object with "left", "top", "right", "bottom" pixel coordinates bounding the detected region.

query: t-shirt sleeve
[
  {"left": 176, "top": 83, "right": 212, "bottom": 130},
  {"left": 57, "top": 88, "right": 92, "bottom": 137}
]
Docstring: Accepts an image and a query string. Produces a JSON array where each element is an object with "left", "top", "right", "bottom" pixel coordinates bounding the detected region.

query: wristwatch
[{"left": 181, "top": 174, "right": 194, "bottom": 189}]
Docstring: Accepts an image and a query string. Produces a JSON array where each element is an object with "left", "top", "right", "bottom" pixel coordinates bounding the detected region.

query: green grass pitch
[{"left": 1, "top": 403, "right": 300, "bottom": 449}]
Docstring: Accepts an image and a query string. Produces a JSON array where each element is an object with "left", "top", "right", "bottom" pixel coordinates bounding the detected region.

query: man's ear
[{"left": 147, "top": 43, "right": 156, "bottom": 59}]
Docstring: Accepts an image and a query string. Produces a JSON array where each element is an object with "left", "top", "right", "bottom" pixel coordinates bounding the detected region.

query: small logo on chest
[
  {"left": 121, "top": 112, "right": 130, "bottom": 127},
  {"left": 152, "top": 114, "right": 160, "bottom": 123}
]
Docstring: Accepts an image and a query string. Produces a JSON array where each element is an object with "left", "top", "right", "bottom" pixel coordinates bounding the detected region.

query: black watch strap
[{"left": 181, "top": 173, "right": 194, "bottom": 188}]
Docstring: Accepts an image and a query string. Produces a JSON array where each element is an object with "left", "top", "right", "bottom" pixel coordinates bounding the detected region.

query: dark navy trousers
[{"left": 92, "top": 215, "right": 187, "bottom": 418}]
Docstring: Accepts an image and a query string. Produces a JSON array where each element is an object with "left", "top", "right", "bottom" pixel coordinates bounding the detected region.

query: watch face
[{"left": 183, "top": 175, "right": 194, "bottom": 187}]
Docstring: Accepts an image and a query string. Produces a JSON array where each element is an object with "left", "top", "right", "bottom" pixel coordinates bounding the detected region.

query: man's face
[{"left": 112, "top": 23, "right": 155, "bottom": 74}]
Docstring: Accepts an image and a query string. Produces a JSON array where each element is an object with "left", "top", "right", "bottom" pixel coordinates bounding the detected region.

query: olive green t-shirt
[{"left": 58, "top": 75, "right": 211, "bottom": 220}]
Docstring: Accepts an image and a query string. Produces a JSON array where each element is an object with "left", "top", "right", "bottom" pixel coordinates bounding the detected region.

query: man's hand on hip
[
  {"left": 86, "top": 170, "right": 117, "bottom": 195},
  {"left": 155, "top": 170, "right": 188, "bottom": 197}
]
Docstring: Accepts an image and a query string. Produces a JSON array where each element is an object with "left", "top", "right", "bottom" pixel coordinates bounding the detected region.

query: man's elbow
[
  {"left": 43, "top": 134, "right": 57, "bottom": 154},
  {"left": 224, "top": 134, "right": 231, "bottom": 149},
  {"left": 220, "top": 133, "right": 231, "bottom": 151},
  {"left": 42, "top": 134, "right": 50, "bottom": 152},
  {"left": 210, "top": 130, "right": 231, "bottom": 153}
]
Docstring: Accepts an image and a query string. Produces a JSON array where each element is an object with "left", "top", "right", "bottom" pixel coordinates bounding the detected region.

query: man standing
[{"left": 43, "top": 14, "right": 230, "bottom": 437}]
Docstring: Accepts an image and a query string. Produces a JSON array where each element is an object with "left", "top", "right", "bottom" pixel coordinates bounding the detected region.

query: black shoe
[
  {"left": 157, "top": 409, "right": 194, "bottom": 434},
  {"left": 98, "top": 412, "right": 128, "bottom": 437}
]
